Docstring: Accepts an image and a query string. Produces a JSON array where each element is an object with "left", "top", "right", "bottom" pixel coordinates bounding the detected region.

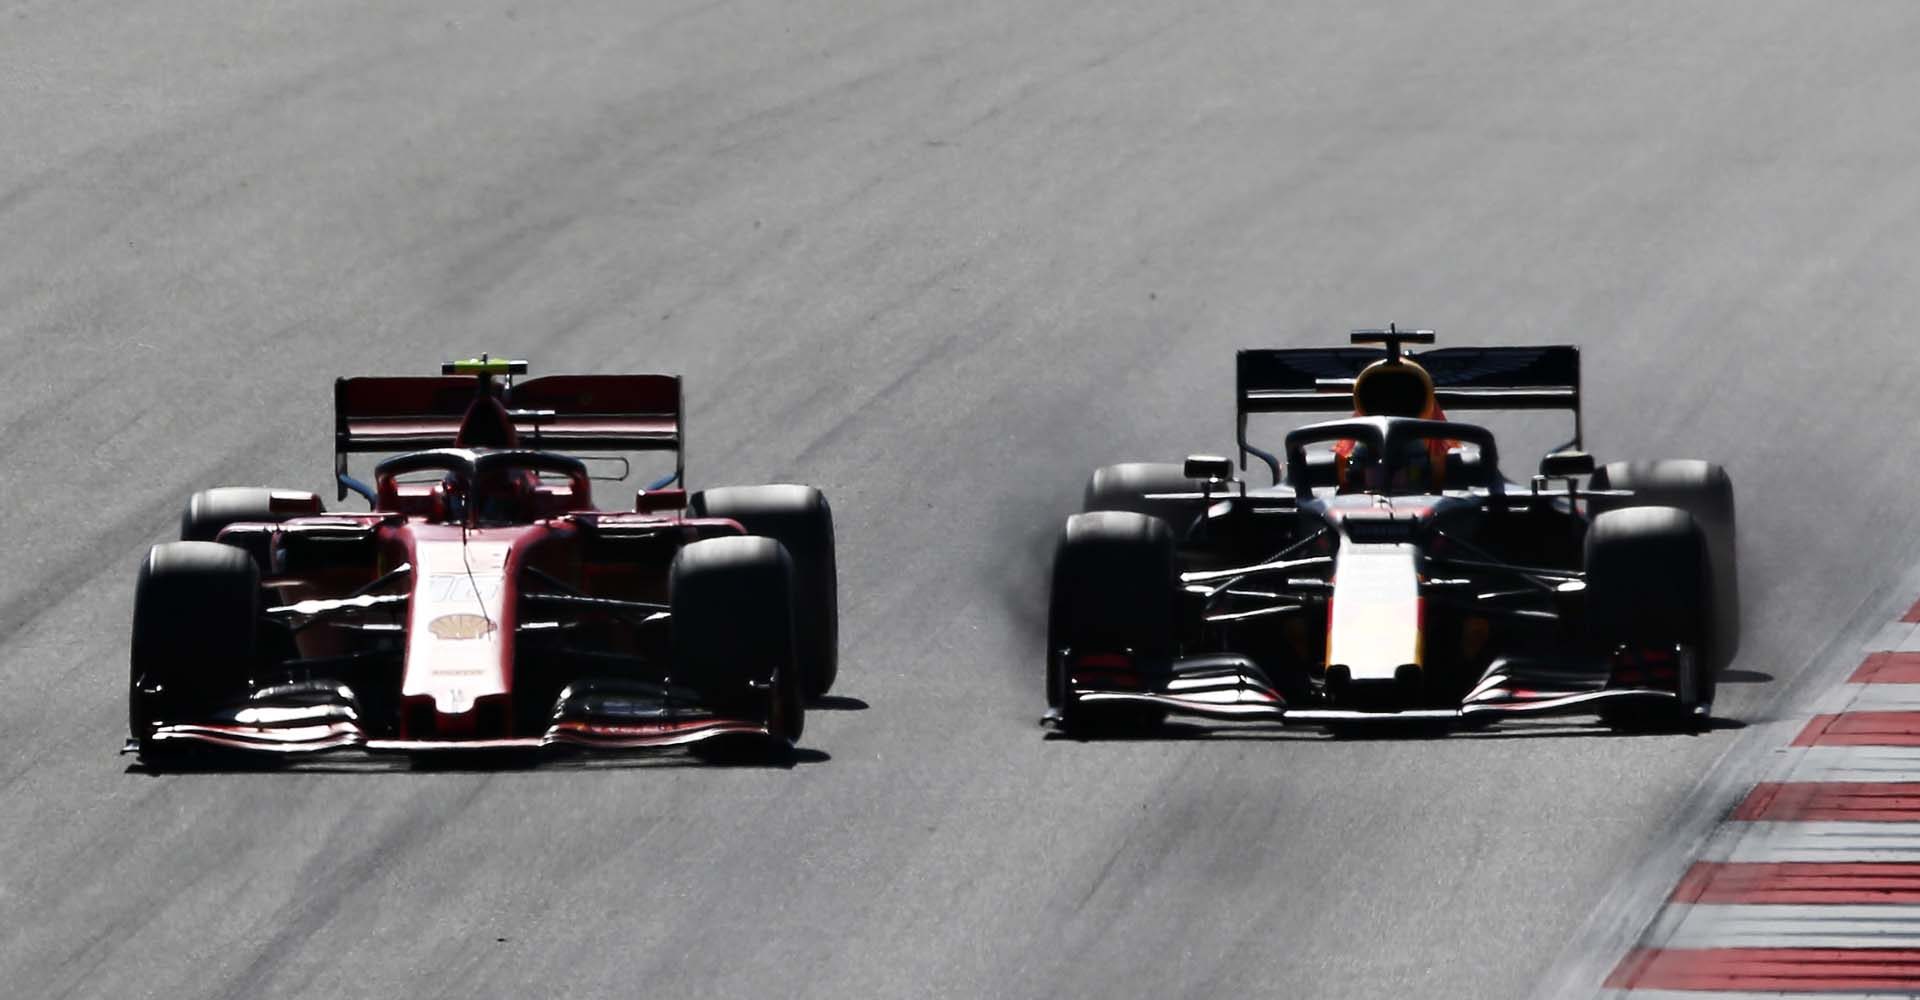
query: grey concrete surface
[{"left": 3, "top": 2, "right": 1920, "bottom": 997}]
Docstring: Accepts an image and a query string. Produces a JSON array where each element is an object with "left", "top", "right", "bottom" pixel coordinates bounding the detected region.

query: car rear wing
[
  {"left": 1234, "top": 343, "right": 1581, "bottom": 480},
  {"left": 333, "top": 373, "right": 684, "bottom": 499}
]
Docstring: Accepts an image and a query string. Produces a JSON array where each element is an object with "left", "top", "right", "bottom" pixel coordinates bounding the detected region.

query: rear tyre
[
  {"left": 1589, "top": 461, "right": 1738, "bottom": 667},
  {"left": 181, "top": 487, "right": 320, "bottom": 541},
  {"left": 689, "top": 485, "right": 838, "bottom": 700},
  {"left": 129, "top": 542, "right": 261, "bottom": 753},
  {"left": 1083, "top": 463, "right": 1207, "bottom": 537},
  {"left": 1047, "top": 511, "right": 1178, "bottom": 737},
  {"left": 670, "top": 536, "right": 804, "bottom": 750},
  {"left": 1584, "top": 507, "right": 1715, "bottom": 730}
]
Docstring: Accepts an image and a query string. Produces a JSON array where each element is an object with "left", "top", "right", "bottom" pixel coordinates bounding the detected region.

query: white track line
[
  {"left": 1649, "top": 902, "right": 1920, "bottom": 949},
  {"left": 1701, "top": 821, "right": 1920, "bottom": 863},
  {"left": 1776, "top": 746, "right": 1920, "bottom": 783},
  {"left": 1882, "top": 623, "right": 1920, "bottom": 654},
  {"left": 1815, "top": 684, "right": 1920, "bottom": 714}
]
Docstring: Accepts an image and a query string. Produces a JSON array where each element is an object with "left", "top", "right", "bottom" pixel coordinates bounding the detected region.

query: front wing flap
[
  {"left": 1050, "top": 654, "right": 1690, "bottom": 730},
  {"left": 128, "top": 680, "right": 779, "bottom": 759}
]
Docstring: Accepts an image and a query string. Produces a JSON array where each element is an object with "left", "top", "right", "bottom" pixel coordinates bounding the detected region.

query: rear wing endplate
[
  {"left": 333, "top": 373, "right": 684, "bottom": 500},
  {"left": 1234, "top": 344, "right": 1581, "bottom": 479}
]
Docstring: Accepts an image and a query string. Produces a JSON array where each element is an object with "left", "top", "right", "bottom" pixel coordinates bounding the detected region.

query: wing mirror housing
[
  {"left": 1184, "top": 455, "right": 1235, "bottom": 484},
  {"left": 635, "top": 488, "right": 688, "bottom": 513},
  {"left": 1539, "top": 451, "right": 1595, "bottom": 479},
  {"left": 266, "top": 490, "right": 325, "bottom": 516}
]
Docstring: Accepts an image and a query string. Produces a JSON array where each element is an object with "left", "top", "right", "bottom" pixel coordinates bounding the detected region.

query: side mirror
[
  {"left": 1184, "top": 455, "right": 1235, "bottom": 483},
  {"left": 265, "top": 490, "right": 325, "bottom": 517},
  {"left": 635, "top": 488, "right": 688, "bottom": 513},
  {"left": 1539, "top": 451, "right": 1595, "bottom": 479}
]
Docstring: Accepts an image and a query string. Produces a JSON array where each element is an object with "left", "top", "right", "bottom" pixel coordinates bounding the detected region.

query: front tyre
[
  {"left": 1590, "top": 460, "right": 1738, "bottom": 667},
  {"left": 1585, "top": 506, "right": 1715, "bottom": 730},
  {"left": 129, "top": 542, "right": 261, "bottom": 754},
  {"left": 690, "top": 485, "right": 838, "bottom": 700},
  {"left": 670, "top": 535, "right": 804, "bottom": 750},
  {"left": 1047, "top": 511, "right": 1178, "bottom": 737}
]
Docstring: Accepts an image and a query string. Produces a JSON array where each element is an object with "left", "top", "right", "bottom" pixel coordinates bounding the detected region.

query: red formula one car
[{"left": 128, "top": 357, "right": 837, "bottom": 765}]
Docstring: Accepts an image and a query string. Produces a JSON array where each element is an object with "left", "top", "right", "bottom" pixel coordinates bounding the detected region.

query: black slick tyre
[
  {"left": 689, "top": 485, "right": 838, "bottom": 700},
  {"left": 1584, "top": 506, "right": 1715, "bottom": 730},
  {"left": 1047, "top": 510, "right": 1178, "bottom": 737},
  {"left": 671, "top": 535, "right": 804, "bottom": 750},
  {"left": 129, "top": 541, "right": 261, "bottom": 754},
  {"left": 1589, "top": 460, "right": 1738, "bottom": 667},
  {"left": 1083, "top": 463, "right": 1207, "bottom": 537},
  {"left": 181, "top": 487, "right": 319, "bottom": 542}
]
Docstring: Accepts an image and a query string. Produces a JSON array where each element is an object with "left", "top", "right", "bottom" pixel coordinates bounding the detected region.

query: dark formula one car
[
  {"left": 1046, "top": 328, "right": 1738, "bottom": 736},
  {"left": 128, "top": 357, "right": 837, "bottom": 764}
]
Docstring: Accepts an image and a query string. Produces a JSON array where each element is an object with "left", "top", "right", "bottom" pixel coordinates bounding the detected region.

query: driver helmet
[
  {"left": 1352, "top": 357, "right": 1437, "bottom": 418},
  {"left": 1338, "top": 357, "right": 1451, "bottom": 491},
  {"left": 470, "top": 466, "right": 539, "bottom": 524}
]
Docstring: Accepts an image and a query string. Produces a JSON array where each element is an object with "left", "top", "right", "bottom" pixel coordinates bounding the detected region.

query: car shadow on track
[
  {"left": 1042, "top": 716, "right": 1748, "bottom": 744},
  {"left": 123, "top": 745, "right": 834, "bottom": 775}
]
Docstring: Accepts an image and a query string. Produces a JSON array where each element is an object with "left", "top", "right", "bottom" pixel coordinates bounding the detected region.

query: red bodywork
[{"left": 143, "top": 372, "right": 775, "bottom": 756}]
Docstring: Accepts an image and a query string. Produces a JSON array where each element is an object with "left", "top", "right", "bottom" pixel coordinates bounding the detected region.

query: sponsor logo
[{"left": 428, "top": 613, "right": 496, "bottom": 640}]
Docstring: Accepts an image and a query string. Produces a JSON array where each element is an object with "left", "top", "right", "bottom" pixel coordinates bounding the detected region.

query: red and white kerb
[{"left": 1606, "top": 600, "right": 1920, "bottom": 997}]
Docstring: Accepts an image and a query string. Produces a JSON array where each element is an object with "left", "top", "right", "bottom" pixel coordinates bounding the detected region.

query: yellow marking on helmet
[{"left": 445, "top": 357, "right": 518, "bottom": 375}]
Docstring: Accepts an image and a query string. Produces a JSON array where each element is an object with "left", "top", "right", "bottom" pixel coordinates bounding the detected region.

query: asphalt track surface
[{"left": 5, "top": 3, "right": 1920, "bottom": 998}]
